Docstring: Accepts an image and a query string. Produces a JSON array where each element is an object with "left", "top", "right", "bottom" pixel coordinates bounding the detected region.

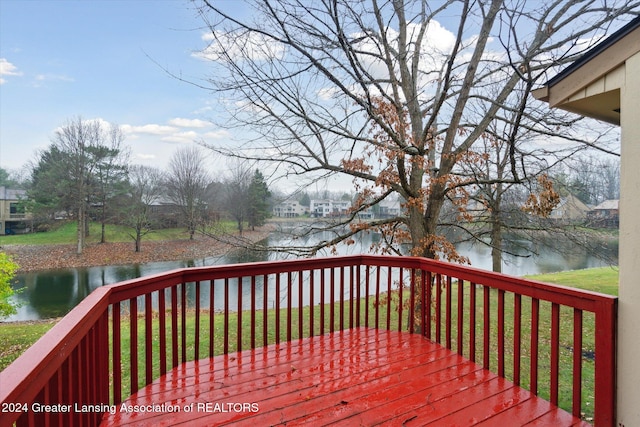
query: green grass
[
  {"left": 0, "top": 319, "right": 58, "bottom": 370},
  {"left": 525, "top": 266, "right": 618, "bottom": 295},
  {"left": 0, "top": 220, "right": 240, "bottom": 245}
]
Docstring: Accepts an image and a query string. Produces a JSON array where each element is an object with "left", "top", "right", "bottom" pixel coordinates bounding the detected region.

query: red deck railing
[{"left": 0, "top": 255, "right": 617, "bottom": 426}]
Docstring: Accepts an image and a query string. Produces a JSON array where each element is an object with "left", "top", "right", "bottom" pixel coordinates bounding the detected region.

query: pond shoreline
[{"left": 2, "top": 227, "right": 273, "bottom": 273}]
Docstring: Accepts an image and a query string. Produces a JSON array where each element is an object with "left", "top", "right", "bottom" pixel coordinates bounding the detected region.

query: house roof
[
  {"left": 546, "top": 16, "right": 640, "bottom": 88},
  {"left": 593, "top": 199, "right": 619, "bottom": 210},
  {"left": 533, "top": 16, "right": 640, "bottom": 124}
]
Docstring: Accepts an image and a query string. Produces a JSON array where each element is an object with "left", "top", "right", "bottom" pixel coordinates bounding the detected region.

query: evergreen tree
[{"left": 247, "top": 170, "right": 270, "bottom": 231}]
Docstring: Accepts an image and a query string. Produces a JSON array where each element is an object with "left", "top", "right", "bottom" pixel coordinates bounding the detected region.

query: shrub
[{"left": 0, "top": 252, "right": 19, "bottom": 319}]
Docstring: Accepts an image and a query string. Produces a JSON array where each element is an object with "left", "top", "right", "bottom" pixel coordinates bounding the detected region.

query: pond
[{"left": 5, "top": 229, "right": 617, "bottom": 322}]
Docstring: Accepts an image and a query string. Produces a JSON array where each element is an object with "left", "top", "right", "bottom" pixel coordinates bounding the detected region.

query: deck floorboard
[{"left": 101, "top": 328, "right": 590, "bottom": 427}]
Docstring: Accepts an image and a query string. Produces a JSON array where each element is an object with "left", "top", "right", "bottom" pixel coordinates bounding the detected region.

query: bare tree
[
  {"left": 193, "top": 0, "right": 636, "bottom": 260},
  {"left": 166, "top": 146, "right": 211, "bottom": 240},
  {"left": 223, "top": 162, "right": 252, "bottom": 235},
  {"left": 124, "top": 165, "right": 165, "bottom": 252}
]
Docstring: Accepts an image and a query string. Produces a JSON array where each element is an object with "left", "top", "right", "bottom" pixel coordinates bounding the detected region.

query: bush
[{"left": 0, "top": 252, "right": 19, "bottom": 319}]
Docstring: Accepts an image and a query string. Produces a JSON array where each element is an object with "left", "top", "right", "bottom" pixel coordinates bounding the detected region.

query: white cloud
[
  {"left": 167, "top": 118, "right": 211, "bottom": 128},
  {"left": 203, "top": 129, "right": 231, "bottom": 139},
  {"left": 161, "top": 131, "right": 199, "bottom": 144},
  {"left": 0, "top": 58, "right": 23, "bottom": 84},
  {"left": 195, "top": 30, "right": 284, "bottom": 62},
  {"left": 121, "top": 124, "right": 178, "bottom": 136},
  {"left": 34, "top": 73, "right": 74, "bottom": 83},
  {"left": 135, "top": 153, "right": 157, "bottom": 160}
]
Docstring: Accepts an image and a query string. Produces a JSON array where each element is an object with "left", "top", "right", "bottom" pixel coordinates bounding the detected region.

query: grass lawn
[
  {"left": 0, "top": 220, "right": 240, "bottom": 245},
  {"left": 525, "top": 266, "right": 618, "bottom": 296}
]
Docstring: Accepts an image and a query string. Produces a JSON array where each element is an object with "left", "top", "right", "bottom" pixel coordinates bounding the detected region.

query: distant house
[
  {"left": 148, "top": 197, "right": 183, "bottom": 228},
  {"left": 588, "top": 199, "right": 619, "bottom": 227},
  {"left": 310, "top": 199, "right": 350, "bottom": 218},
  {"left": 0, "top": 186, "right": 32, "bottom": 235},
  {"left": 272, "top": 200, "right": 307, "bottom": 218},
  {"left": 377, "top": 198, "right": 403, "bottom": 218},
  {"left": 548, "top": 194, "right": 590, "bottom": 224}
]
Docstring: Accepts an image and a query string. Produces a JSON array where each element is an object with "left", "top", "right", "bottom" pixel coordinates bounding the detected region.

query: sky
[
  {"left": 0, "top": 0, "right": 626, "bottom": 192},
  {"left": 0, "top": 0, "right": 233, "bottom": 174}
]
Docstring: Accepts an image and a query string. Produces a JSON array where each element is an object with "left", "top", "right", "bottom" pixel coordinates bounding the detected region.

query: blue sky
[{"left": 0, "top": 0, "right": 232, "bottom": 173}]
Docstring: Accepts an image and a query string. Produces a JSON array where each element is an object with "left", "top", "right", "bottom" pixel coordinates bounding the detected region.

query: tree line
[{"left": 11, "top": 117, "right": 271, "bottom": 253}]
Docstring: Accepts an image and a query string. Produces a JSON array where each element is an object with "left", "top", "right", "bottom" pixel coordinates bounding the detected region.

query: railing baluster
[
  {"left": 572, "top": 308, "right": 583, "bottom": 417},
  {"left": 263, "top": 274, "right": 268, "bottom": 347},
  {"left": 195, "top": 281, "right": 201, "bottom": 359},
  {"left": 386, "top": 266, "right": 392, "bottom": 331},
  {"left": 550, "top": 302, "right": 561, "bottom": 405},
  {"left": 375, "top": 267, "right": 381, "bottom": 329},
  {"left": 469, "top": 282, "right": 476, "bottom": 362},
  {"left": 514, "top": 293, "right": 522, "bottom": 386},
  {"left": 435, "top": 274, "right": 442, "bottom": 344},
  {"left": 349, "top": 265, "right": 354, "bottom": 329},
  {"left": 340, "top": 267, "right": 345, "bottom": 331},
  {"left": 330, "top": 267, "right": 336, "bottom": 333},
  {"left": 530, "top": 297, "right": 540, "bottom": 395},
  {"left": 237, "top": 276, "right": 243, "bottom": 352},
  {"left": 159, "top": 289, "right": 167, "bottom": 374},
  {"left": 275, "top": 273, "right": 281, "bottom": 344},
  {"left": 298, "top": 269, "right": 303, "bottom": 338},
  {"left": 181, "top": 282, "right": 187, "bottom": 363},
  {"left": 223, "top": 278, "right": 230, "bottom": 354},
  {"left": 320, "top": 269, "right": 326, "bottom": 335},
  {"left": 398, "top": 268, "right": 403, "bottom": 331},
  {"left": 171, "top": 285, "right": 178, "bottom": 367},
  {"left": 129, "top": 297, "right": 138, "bottom": 395},
  {"left": 309, "top": 270, "right": 315, "bottom": 337},
  {"left": 425, "top": 271, "right": 432, "bottom": 339},
  {"left": 356, "top": 265, "right": 362, "bottom": 328},
  {"left": 409, "top": 269, "right": 416, "bottom": 333},
  {"left": 145, "top": 292, "right": 153, "bottom": 385},
  {"left": 483, "top": 285, "right": 490, "bottom": 369},
  {"left": 112, "top": 302, "right": 122, "bottom": 404},
  {"left": 364, "top": 265, "right": 369, "bottom": 328},
  {"left": 498, "top": 289, "right": 505, "bottom": 378},
  {"left": 457, "top": 278, "right": 463, "bottom": 355},
  {"left": 251, "top": 275, "right": 256, "bottom": 349},
  {"left": 446, "top": 276, "right": 452, "bottom": 349},
  {"left": 209, "top": 280, "right": 215, "bottom": 357},
  {"left": 287, "top": 272, "right": 293, "bottom": 341}
]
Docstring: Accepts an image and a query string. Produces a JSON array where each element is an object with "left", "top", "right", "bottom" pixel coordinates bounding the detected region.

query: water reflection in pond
[{"left": 6, "top": 230, "right": 617, "bottom": 322}]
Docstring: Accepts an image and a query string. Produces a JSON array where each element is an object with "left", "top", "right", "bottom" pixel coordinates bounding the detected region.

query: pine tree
[{"left": 247, "top": 170, "right": 270, "bottom": 231}]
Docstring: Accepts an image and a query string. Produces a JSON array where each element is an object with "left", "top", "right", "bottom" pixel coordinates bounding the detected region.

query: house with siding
[
  {"left": 534, "top": 15, "right": 640, "bottom": 425},
  {"left": 0, "top": 186, "right": 31, "bottom": 235}
]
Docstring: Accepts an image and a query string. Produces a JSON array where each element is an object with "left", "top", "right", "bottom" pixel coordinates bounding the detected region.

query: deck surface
[{"left": 101, "top": 328, "right": 590, "bottom": 426}]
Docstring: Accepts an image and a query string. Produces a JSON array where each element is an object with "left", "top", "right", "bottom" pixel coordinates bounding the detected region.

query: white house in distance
[
  {"left": 534, "top": 15, "right": 640, "bottom": 425},
  {"left": 309, "top": 199, "right": 350, "bottom": 218},
  {"left": 272, "top": 200, "right": 307, "bottom": 218}
]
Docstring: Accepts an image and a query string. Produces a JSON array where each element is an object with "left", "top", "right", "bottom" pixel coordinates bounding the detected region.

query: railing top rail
[
  {"left": 363, "top": 255, "right": 616, "bottom": 307},
  {"left": 104, "top": 254, "right": 616, "bottom": 311},
  {"left": 0, "top": 287, "right": 111, "bottom": 406}
]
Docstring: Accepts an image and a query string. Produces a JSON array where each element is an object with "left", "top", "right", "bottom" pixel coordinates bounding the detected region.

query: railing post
[{"left": 594, "top": 299, "right": 617, "bottom": 426}]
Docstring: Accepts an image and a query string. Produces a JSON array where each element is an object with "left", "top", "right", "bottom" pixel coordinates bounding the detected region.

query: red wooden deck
[{"left": 101, "top": 328, "right": 589, "bottom": 427}]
